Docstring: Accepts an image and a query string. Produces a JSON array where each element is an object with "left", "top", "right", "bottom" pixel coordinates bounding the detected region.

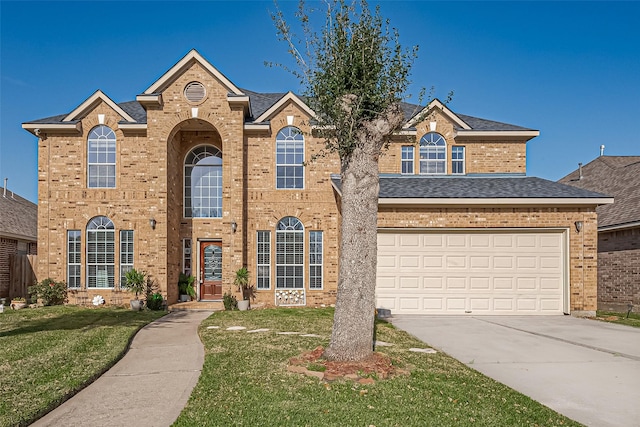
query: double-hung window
[
  {"left": 88, "top": 125, "right": 116, "bottom": 188},
  {"left": 257, "top": 231, "right": 271, "bottom": 289},
  {"left": 87, "top": 216, "right": 115, "bottom": 288},
  {"left": 275, "top": 217, "right": 304, "bottom": 288},
  {"left": 451, "top": 146, "right": 465, "bottom": 174},
  {"left": 401, "top": 146, "right": 414, "bottom": 174},
  {"left": 276, "top": 127, "right": 304, "bottom": 189},
  {"left": 419, "top": 132, "right": 446, "bottom": 174},
  {"left": 67, "top": 230, "right": 81, "bottom": 288},
  {"left": 309, "top": 231, "right": 323, "bottom": 289}
]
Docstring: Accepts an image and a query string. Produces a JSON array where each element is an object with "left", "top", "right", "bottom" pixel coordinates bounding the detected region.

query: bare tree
[{"left": 272, "top": 0, "right": 417, "bottom": 361}]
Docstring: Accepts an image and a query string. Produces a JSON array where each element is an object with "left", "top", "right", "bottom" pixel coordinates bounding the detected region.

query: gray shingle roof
[
  {"left": 0, "top": 188, "right": 37, "bottom": 241},
  {"left": 119, "top": 101, "right": 147, "bottom": 123},
  {"left": 331, "top": 175, "right": 609, "bottom": 200},
  {"left": 558, "top": 156, "right": 640, "bottom": 228}
]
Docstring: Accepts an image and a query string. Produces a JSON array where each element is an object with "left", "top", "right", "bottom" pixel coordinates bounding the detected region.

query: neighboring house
[
  {"left": 0, "top": 184, "right": 37, "bottom": 298},
  {"left": 22, "top": 49, "right": 612, "bottom": 315},
  {"left": 559, "top": 156, "right": 640, "bottom": 312}
]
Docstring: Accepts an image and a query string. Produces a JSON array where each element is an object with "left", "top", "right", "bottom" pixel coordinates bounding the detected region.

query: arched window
[
  {"left": 88, "top": 125, "right": 116, "bottom": 188},
  {"left": 184, "top": 145, "right": 223, "bottom": 218},
  {"left": 276, "top": 126, "right": 304, "bottom": 189},
  {"left": 87, "top": 216, "right": 115, "bottom": 288},
  {"left": 419, "top": 132, "right": 446, "bottom": 174},
  {"left": 276, "top": 216, "right": 304, "bottom": 288}
]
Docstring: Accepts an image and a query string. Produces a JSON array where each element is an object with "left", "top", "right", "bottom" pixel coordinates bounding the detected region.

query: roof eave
[
  {"left": 378, "top": 197, "right": 614, "bottom": 207},
  {"left": 136, "top": 94, "right": 163, "bottom": 107},
  {"left": 598, "top": 220, "right": 640, "bottom": 232},
  {"left": 454, "top": 130, "right": 540, "bottom": 141},
  {"left": 22, "top": 122, "right": 81, "bottom": 136}
]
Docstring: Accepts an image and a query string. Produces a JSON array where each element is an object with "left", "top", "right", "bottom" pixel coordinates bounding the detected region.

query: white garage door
[{"left": 376, "top": 230, "right": 567, "bottom": 315}]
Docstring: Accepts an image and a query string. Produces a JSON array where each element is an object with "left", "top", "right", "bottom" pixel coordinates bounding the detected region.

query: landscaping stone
[
  {"left": 226, "top": 326, "right": 247, "bottom": 331},
  {"left": 409, "top": 347, "right": 437, "bottom": 354},
  {"left": 247, "top": 328, "right": 270, "bottom": 333}
]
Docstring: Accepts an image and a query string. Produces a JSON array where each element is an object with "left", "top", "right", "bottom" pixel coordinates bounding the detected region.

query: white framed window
[
  {"left": 86, "top": 216, "right": 115, "bottom": 288},
  {"left": 419, "top": 132, "right": 446, "bottom": 174},
  {"left": 119, "top": 230, "right": 134, "bottom": 288},
  {"left": 276, "top": 217, "right": 304, "bottom": 289},
  {"left": 88, "top": 125, "right": 116, "bottom": 188},
  {"left": 452, "top": 146, "right": 465, "bottom": 174},
  {"left": 257, "top": 231, "right": 271, "bottom": 290},
  {"left": 401, "top": 146, "right": 415, "bottom": 174},
  {"left": 309, "top": 231, "right": 323, "bottom": 289},
  {"left": 182, "top": 239, "right": 192, "bottom": 275},
  {"left": 184, "top": 145, "right": 223, "bottom": 218},
  {"left": 276, "top": 126, "right": 304, "bottom": 189},
  {"left": 67, "top": 230, "right": 81, "bottom": 288}
]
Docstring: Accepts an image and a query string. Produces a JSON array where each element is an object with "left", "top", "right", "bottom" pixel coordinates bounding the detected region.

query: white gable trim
[
  {"left": 63, "top": 90, "right": 136, "bottom": 123},
  {"left": 254, "top": 91, "right": 316, "bottom": 123},
  {"left": 143, "top": 49, "right": 244, "bottom": 96},
  {"left": 405, "top": 99, "right": 471, "bottom": 130}
]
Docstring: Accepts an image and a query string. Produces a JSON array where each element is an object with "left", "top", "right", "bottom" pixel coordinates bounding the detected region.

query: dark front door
[{"left": 200, "top": 241, "right": 222, "bottom": 300}]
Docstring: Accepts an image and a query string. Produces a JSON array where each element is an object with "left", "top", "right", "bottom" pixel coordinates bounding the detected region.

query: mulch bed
[{"left": 288, "top": 346, "right": 409, "bottom": 383}]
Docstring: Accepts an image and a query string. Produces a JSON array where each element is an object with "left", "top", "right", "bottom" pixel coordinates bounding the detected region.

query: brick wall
[{"left": 597, "top": 227, "right": 640, "bottom": 311}]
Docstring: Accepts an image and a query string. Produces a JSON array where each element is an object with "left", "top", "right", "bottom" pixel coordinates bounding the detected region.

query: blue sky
[{"left": 1, "top": 1, "right": 638, "bottom": 203}]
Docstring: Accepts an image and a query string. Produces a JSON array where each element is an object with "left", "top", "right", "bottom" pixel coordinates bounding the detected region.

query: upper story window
[
  {"left": 184, "top": 145, "right": 223, "bottom": 218},
  {"left": 88, "top": 125, "right": 116, "bottom": 188},
  {"left": 419, "top": 132, "right": 446, "bottom": 174},
  {"left": 276, "top": 126, "right": 304, "bottom": 189},
  {"left": 401, "top": 146, "right": 415, "bottom": 174},
  {"left": 451, "top": 146, "right": 465, "bottom": 174}
]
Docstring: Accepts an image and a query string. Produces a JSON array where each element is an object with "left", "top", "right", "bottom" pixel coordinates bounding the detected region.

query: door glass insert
[{"left": 204, "top": 245, "right": 222, "bottom": 281}]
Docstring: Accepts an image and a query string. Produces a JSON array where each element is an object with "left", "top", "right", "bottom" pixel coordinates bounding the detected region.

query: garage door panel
[{"left": 377, "top": 230, "right": 566, "bottom": 315}]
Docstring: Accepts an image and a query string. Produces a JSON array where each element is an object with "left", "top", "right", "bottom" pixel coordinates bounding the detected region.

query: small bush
[
  {"left": 223, "top": 292, "right": 238, "bottom": 311},
  {"left": 146, "top": 292, "right": 164, "bottom": 311},
  {"left": 28, "top": 278, "right": 68, "bottom": 306}
]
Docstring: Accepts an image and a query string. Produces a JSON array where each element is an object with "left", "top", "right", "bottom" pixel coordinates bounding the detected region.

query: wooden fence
[{"left": 9, "top": 254, "right": 37, "bottom": 299}]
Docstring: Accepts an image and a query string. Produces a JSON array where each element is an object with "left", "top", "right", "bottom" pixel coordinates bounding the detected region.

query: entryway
[{"left": 200, "top": 241, "right": 222, "bottom": 300}]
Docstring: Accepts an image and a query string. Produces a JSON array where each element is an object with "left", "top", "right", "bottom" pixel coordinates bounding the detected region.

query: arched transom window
[
  {"left": 86, "top": 216, "right": 115, "bottom": 288},
  {"left": 184, "top": 145, "right": 223, "bottom": 218},
  {"left": 276, "top": 216, "right": 304, "bottom": 288},
  {"left": 88, "top": 125, "right": 116, "bottom": 188},
  {"left": 276, "top": 126, "right": 304, "bottom": 189},
  {"left": 419, "top": 132, "right": 447, "bottom": 174}
]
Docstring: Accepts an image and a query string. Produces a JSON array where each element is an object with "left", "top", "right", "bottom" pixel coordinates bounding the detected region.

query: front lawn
[
  {"left": 175, "top": 308, "right": 580, "bottom": 427},
  {"left": 0, "top": 306, "right": 165, "bottom": 427},
  {"left": 596, "top": 310, "right": 640, "bottom": 328}
]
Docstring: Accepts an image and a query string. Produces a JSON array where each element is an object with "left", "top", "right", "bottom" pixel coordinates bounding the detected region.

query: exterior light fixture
[
  {"left": 574, "top": 221, "right": 583, "bottom": 233},
  {"left": 149, "top": 218, "right": 157, "bottom": 230},
  {"left": 231, "top": 221, "right": 237, "bottom": 233}
]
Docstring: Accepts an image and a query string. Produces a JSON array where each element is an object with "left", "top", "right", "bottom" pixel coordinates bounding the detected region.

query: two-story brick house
[{"left": 23, "top": 49, "right": 611, "bottom": 315}]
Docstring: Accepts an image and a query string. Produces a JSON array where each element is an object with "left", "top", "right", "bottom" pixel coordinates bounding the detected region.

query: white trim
[
  {"left": 455, "top": 130, "right": 540, "bottom": 138},
  {"left": 118, "top": 123, "right": 147, "bottom": 131},
  {"left": 254, "top": 92, "right": 316, "bottom": 123},
  {"left": 22, "top": 122, "right": 82, "bottom": 135},
  {"left": 143, "top": 49, "right": 243, "bottom": 96},
  {"left": 135, "top": 94, "right": 162, "bottom": 106},
  {"left": 378, "top": 197, "right": 614, "bottom": 206},
  {"left": 64, "top": 90, "right": 136, "bottom": 122},
  {"left": 243, "top": 123, "right": 270, "bottom": 132},
  {"left": 405, "top": 99, "right": 471, "bottom": 130},
  {"left": 598, "top": 221, "right": 640, "bottom": 232}
]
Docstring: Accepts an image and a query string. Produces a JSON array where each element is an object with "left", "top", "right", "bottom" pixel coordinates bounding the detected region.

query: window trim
[
  {"left": 275, "top": 126, "right": 305, "bottom": 190},
  {"left": 184, "top": 145, "right": 223, "bottom": 218},
  {"left": 119, "top": 230, "right": 134, "bottom": 289},
  {"left": 401, "top": 145, "right": 415, "bottom": 175},
  {"left": 257, "top": 231, "right": 271, "bottom": 290},
  {"left": 419, "top": 132, "right": 447, "bottom": 175},
  {"left": 87, "top": 125, "right": 116, "bottom": 188},
  {"left": 86, "top": 216, "right": 115, "bottom": 289},
  {"left": 275, "top": 216, "right": 304, "bottom": 289},
  {"left": 451, "top": 145, "right": 465, "bottom": 175},
  {"left": 67, "top": 230, "right": 81, "bottom": 289},
  {"left": 309, "top": 230, "right": 323, "bottom": 290}
]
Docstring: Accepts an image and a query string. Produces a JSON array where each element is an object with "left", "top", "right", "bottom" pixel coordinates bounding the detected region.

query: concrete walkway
[
  {"left": 390, "top": 315, "right": 640, "bottom": 427},
  {"left": 31, "top": 310, "right": 213, "bottom": 427}
]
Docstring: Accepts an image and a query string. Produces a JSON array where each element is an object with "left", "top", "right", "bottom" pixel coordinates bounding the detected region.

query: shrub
[
  {"left": 223, "top": 292, "right": 238, "bottom": 311},
  {"left": 28, "top": 278, "right": 67, "bottom": 306},
  {"left": 147, "top": 292, "right": 164, "bottom": 311}
]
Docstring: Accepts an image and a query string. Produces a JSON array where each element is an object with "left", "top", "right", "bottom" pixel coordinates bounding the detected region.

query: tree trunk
[{"left": 324, "top": 143, "right": 381, "bottom": 361}]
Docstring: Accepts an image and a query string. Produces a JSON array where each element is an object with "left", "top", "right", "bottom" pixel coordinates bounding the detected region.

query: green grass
[
  {"left": 174, "top": 308, "right": 581, "bottom": 427},
  {"left": 596, "top": 310, "right": 640, "bottom": 328},
  {"left": 0, "top": 305, "right": 165, "bottom": 427}
]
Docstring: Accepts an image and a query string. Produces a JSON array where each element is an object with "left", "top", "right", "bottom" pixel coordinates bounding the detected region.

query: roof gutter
[{"left": 598, "top": 221, "right": 640, "bottom": 232}]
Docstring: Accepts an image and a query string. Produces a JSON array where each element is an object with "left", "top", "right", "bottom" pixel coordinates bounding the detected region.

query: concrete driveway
[{"left": 389, "top": 315, "right": 640, "bottom": 427}]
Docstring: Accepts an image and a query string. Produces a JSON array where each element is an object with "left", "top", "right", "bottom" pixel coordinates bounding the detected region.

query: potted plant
[
  {"left": 10, "top": 297, "right": 27, "bottom": 310},
  {"left": 178, "top": 273, "right": 196, "bottom": 302},
  {"left": 124, "top": 268, "right": 146, "bottom": 311},
  {"left": 234, "top": 267, "right": 255, "bottom": 311}
]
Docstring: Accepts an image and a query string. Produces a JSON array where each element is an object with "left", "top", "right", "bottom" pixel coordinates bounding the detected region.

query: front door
[{"left": 200, "top": 241, "right": 222, "bottom": 300}]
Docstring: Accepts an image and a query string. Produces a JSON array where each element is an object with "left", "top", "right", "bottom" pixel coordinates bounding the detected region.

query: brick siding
[{"left": 597, "top": 227, "right": 640, "bottom": 311}]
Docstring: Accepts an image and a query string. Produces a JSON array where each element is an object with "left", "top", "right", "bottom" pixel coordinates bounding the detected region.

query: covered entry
[{"left": 376, "top": 229, "right": 568, "bottom": 315}]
